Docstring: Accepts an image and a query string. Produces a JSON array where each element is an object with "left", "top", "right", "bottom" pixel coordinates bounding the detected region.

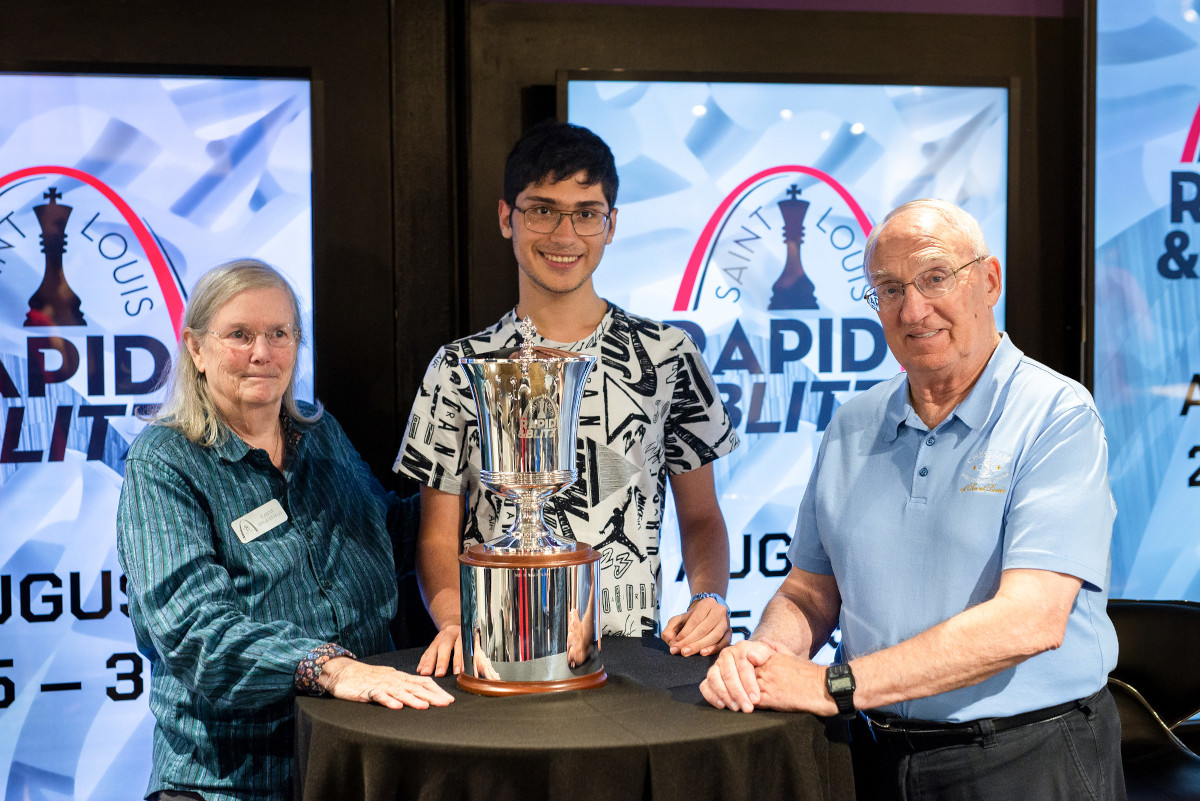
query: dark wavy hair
[{"left": 503, "top": 121, "right": 618, "bottom": 209}]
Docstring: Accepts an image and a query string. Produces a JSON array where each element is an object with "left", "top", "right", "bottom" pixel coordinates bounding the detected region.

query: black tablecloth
[{"left": 295, "top": 635, "right": 854, "bottom": 801}]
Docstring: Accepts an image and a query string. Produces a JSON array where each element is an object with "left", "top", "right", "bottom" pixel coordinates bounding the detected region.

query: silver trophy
[{"left": 456, "top": 317, "right": 606, "bottom": 695}]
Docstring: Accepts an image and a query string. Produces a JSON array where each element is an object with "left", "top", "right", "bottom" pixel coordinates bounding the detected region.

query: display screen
[
  {"left": 1094, "top": 1, "right": 1200, "bottom": 601},
  {"left": 565, "top": 73, "right": 1010, "bottom": 637},
  {"left": 0, "top": 72, "right": 313, "bottom": 799}
]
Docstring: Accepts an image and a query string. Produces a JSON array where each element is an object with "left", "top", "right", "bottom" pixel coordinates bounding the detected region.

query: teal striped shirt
[{"left": 117, "top": 406, "right": 398, "bottom": 800}]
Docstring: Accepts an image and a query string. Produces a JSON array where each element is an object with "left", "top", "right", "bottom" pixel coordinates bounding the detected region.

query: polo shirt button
[
  {"left": 926, "top": 436, "right": 935, "bottom": 446},
  {"left": 919, "top": 467, "right": 929, "bottom": 477}
]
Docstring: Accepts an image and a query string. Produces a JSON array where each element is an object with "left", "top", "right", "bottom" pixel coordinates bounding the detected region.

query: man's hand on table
[
  {"left": 319, "top": 657, "right": 454, "bottom": 710},
  {"left": 700, "top": 639, "right": 839, "bottom": 715},
  {"left": 752, "top": 652, "right": 838, "bottom": 714},
  {"left": 699, "top": 639, "right": 784, "bottom": 712},
  {"left": 417, "top": 624, "right": 463, "bottom": 677},
  {"left": 661, "top": 596, "right": 732, "bottom": 657}
]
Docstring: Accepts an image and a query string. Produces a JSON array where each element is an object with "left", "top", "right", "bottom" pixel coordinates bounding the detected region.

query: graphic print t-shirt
[{"left": 395, "top": 304, "right": 739, "bottom": 636}]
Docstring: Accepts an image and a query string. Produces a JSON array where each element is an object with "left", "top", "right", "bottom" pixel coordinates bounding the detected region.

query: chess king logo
[
  {"left": 24, "top": 187, "right": 86, "bottom": 327},
  {"left": 673, "top": 166, "right": 874, "bottom": 313},
  {"left": 669, "top": 166, "right": 890, "bottom": 435},
  {"left": 0, "top": 166, "right": 184, "bottom": 466}
]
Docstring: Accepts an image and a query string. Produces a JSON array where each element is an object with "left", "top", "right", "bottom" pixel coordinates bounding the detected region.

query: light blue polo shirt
[{"left": 787, "top": 335, "right": 1118, "bottom": 722}]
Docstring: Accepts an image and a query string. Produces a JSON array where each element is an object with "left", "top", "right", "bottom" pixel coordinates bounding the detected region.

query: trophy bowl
[
  {"left": 455, "top": 319, "right": 605, "bottom": 695},
  {"left": 458, "top": 352, "right": 594, "bottom": 553}
]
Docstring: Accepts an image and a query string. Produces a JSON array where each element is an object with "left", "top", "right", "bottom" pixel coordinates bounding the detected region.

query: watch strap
[
  {"left": 825, "top": 663, "right": 857, "bottom": 718},
  {"left": 688, "top": 592, "right": 729, "bottom": 615}
]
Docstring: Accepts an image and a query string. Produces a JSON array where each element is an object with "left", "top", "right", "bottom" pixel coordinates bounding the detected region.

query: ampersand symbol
[{"left": 1157, "top": 230, "right": 1198, "bottom": 278}]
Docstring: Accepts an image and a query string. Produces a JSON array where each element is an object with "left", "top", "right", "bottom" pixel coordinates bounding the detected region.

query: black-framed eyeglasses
[
  {"left": 864, "top": 255, "right": 987, "bottom": 311},
  {"left": 513, "top": 204, "right": 612, "bottom": 236},
  {"left": 206, "top": 324, "right": 298, "bottom": 350}
]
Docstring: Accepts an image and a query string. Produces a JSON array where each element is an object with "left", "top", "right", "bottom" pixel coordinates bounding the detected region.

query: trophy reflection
[{"left": 456, "top": 317, "right": 606, "bottom": 695}]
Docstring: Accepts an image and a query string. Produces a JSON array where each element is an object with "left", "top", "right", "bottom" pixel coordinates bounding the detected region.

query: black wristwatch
[{"left": 825, "top": 663, "right": 857, "bottom": 719}]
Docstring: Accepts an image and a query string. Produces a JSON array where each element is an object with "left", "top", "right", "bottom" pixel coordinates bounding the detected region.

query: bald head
[{"left": 864, "top": 199, "right": 989, "bottom": 282}]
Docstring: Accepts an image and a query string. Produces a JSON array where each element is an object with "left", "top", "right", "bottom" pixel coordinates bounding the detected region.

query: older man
[{"left": 700, "top": 199, "right": 1124, "bottom": 800}]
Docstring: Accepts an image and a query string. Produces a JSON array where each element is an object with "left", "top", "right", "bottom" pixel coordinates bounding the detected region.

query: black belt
[{"left": 862, "top": 697, "right": 1085, "bottom": 753}]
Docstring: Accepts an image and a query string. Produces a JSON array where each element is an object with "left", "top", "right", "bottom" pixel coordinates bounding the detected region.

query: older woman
[{"left": 117, "top": 259, "right": 452, "bottom": 801}]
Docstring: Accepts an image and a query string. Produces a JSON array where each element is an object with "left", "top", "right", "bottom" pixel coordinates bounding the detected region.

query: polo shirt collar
[
  {"left": 882, "top": 333, "right": 1023, "bottom": 440},
  {"left": 953, "top": 333, "right": 1022, "bottom": 430}
]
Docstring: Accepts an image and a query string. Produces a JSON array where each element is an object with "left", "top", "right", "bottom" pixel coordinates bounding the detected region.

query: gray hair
[
  {"left": 152, "top": 258, "right": 322, "bottom": 445},
  {"left": 863, "top": 199, "right": 989, "bottom": 279}
]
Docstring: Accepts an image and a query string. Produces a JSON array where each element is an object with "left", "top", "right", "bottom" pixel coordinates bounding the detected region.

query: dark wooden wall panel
[
  {"left": 1, "top": 0, "right": 1087, "bottom": 483},
  {"left": 1, "top": 0, "right": 405, "bottom": 476},
  {"left": 463, "top": 2, "right": 1086, "bottom": 377}
]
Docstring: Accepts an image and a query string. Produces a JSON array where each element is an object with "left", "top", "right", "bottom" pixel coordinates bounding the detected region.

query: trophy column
[{"left": 456, "top": 318, "right": 605, "bottom": 696}]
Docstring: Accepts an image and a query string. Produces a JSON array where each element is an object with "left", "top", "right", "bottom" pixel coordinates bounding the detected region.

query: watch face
[{"left": 829, "top": 675, "right": 854, "bottom": 693}]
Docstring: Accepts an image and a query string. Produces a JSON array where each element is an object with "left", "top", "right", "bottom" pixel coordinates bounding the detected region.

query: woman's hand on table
[
  {"left": 416, "top": 624, "right": 463, "bottom": 677},
  {"left": 319, "top": 657, "right": 454, "bottom": 710}
]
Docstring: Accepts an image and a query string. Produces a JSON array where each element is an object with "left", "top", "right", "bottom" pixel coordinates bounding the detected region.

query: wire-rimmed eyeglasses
[
  {"left": 864, "top": 255, "right": 987, "bottom": 311},
  {"left": 513, "top": 204, "right": 612, "bottom": 236},
  {"left": 206, "top": 324, "right": 298, "bottom": 350}
]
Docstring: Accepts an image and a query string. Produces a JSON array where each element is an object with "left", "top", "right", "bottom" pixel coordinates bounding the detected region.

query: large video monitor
[
  {"left": 0, "top": 70, "right": 313, "bottom": 799},
  {"left": 1093, "top": 0, "right": 1200, "bottom": 601},
  {"left": 562, "top": 71, "right": 1011, "bottom": 638}
]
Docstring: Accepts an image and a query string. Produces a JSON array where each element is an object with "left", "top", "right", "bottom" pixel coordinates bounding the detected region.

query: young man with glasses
[
  {"left": 395, "top": 121, "right": 739, "bottom": 677},
  {"left": 701, "top": 199, "right": 1124, "bottom": 800}
]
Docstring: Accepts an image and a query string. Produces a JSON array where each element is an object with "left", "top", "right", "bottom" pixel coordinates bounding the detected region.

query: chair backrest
[
  {"left": 1108, "top": 599, "right": 1200, "bottom": 729},
  {"left": 1108, "top": 678, "right": 1200, "bottom": 800},
  {"left": 1109, "top": 678, "right": 1191, "bottom": 760}
]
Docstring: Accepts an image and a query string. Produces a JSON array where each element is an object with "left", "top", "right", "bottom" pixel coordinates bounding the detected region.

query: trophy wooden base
[
  {"left": 457, "top": 668, "right": 607, "bottom": 697},
  {"left": 459, "top": 544, "right": 604, "bottom": 695}
]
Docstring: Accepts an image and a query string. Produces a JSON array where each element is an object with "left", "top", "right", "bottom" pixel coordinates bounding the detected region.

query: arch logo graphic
[
  {"left": 0, "top": 168, "right": 183, "bottom": 469},
  {"left": 668, "top": 166, "right": 890, "bottom": 438},
  {"left": 674, "top": 165, "right": 874, "bottom": 313}
]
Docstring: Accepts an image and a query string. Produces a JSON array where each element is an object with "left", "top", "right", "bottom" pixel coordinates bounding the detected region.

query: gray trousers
[{"left": 848, "top": 687, "right": 1126, "bottom": 801}]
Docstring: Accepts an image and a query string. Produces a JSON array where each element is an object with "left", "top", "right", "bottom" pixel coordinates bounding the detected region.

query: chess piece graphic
[
  {"left": 768, "top": 184, "right": 819, "bottom": 310},
  {"left": 25, "top": 187, "right": 86, "bottom": 326}
]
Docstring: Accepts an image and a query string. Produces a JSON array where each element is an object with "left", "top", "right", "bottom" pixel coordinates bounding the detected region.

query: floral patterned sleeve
[{"left": 294, "top": 643, "right": 357, "bottom": 696}]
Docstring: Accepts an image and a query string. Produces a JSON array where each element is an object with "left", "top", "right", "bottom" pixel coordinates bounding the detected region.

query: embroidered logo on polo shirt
[{"left": 960, "top": 450, "right": 1012, "bottom": 494}]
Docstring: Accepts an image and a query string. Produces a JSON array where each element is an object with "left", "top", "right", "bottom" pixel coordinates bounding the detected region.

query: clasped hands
[{"left": 699, "top": 639, "right": 837, "bottom": 715}]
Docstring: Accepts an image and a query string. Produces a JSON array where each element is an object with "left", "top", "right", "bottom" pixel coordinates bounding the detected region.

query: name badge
[{"left": 231, "top": 499, "right": 288, "bottom": 544}]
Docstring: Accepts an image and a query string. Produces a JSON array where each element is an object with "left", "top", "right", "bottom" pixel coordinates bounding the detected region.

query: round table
[{"left": 294, "top": 635, "right": 854, "bottom": 801}]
